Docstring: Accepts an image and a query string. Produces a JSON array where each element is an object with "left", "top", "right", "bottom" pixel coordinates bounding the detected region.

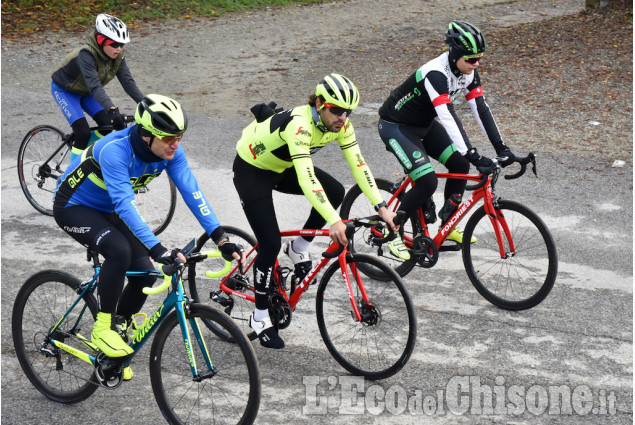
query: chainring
[{"left": 268, "top": 293, "right": 292, "bottom": 330}]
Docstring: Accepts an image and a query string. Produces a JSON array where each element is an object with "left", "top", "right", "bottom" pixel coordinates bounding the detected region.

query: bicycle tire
[
  {"left": 134, "top": 174, "right": 177, "bottom": 236},
  {"left": 462, "top": 199, "right": 558, "bottom": 310},
  {"left": 340, "top": 178, "right": 421, "bottom": 280},
  {"left": 17, "top": 125, "right": 68, "bottom": 216},
  {"left": 12, "top": 270, "right": 100, "bottom": 403},
  {"left": 315, "top": 253, "right": 417, "bottom": 380},
  {"left": 188, "top": 226, "right": 258, "bottom": 341},
  {"left": 149, "top": 303, "right": 261, "bottom": 425}
]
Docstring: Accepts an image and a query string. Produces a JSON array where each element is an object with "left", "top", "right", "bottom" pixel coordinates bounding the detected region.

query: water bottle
[{"left": 439, "top": 193, "right": 462, "bottom": 224}]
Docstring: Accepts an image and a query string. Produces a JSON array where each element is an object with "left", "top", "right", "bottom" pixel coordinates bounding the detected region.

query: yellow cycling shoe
[
  {"left": 92, "top": 312, "right": 134, "bottom": 358},
  {"left": 123, "top": 366, "right": 133, "bottom": 381},
  {"left": 383, "top": 228, "right": 411, "bottom": 260},
  {"left": 446, "top": 228, "right": 476, "bottom": 244}
]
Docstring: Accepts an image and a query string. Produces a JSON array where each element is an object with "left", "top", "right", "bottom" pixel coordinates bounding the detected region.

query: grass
[{"left": 1, "top": 0, "right": 330, "bottom": 40}]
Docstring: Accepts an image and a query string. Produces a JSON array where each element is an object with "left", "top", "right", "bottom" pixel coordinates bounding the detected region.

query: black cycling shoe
[{"left": 249, "top": 313, "right": 284, "bottom": 349}]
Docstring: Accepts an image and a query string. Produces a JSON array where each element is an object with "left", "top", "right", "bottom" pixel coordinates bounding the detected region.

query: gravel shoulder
[{"left": 4, "top": 0, "right": 629, "bottom": 163}]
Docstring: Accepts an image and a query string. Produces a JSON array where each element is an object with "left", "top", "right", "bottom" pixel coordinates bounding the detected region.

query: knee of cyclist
[
  {"left": 71, "top": 120, "right": 91, "bottom": 150},
  {"left": 447, "top": 153, "right": 470, "bottom": 174},
  {"left": 329, "top": 184, "right": 346, "bottom": 209},
  {"left": 412, "top": 173, "right": 438, "bottom": 195},
  {"left": 98, "top": 242, "right": 133, "bottom": 269}
]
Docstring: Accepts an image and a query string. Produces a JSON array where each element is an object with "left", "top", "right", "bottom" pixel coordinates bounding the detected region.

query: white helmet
[{"left": 95, "top": 14, "right": 130, "bottom": 44}]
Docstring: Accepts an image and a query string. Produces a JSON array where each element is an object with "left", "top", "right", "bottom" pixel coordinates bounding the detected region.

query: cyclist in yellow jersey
[{"left": 233, "top": 74, "right": 401, "bottom": 348}]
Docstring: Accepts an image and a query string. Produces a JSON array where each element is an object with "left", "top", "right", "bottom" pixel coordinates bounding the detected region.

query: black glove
[
  {"left": 219, "top": 241, "right": 244, "bottom": 262},
  {"left": 465, "top": 148, "right": 494, "bottom": 173},
  {"left": 107, "top": 107, "right": 126, "bottom": 130},
  {"left": 150, "top": 244, "right": 181, "bottom": 265},
  {"left": 496, "top": 148, "right": 516, "bottom": 168}
]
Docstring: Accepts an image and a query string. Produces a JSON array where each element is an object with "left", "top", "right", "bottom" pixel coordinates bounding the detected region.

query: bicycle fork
[
  {"left": 484, "top": 195, "right": 516, "bottom": 259},
  {"left": 175, "top": 301, "right": 217, "bottom": 381},
  {"left": 338, "top": 251, "right": 368, "bottom": 323}
]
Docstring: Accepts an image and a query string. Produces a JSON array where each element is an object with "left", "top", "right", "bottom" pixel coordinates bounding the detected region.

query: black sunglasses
[
  {"left": 109, "top": 41, "right": 125, "bottom": 49},
  {"left": 323, "top": 102, "right": 352, "bottom": 117}
]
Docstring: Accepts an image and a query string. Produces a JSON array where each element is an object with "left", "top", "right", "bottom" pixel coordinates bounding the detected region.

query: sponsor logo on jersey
[
  {"left": 355, "top": 153, "right": 366, "bottom": 167},
  {"left": 313, "top": 189, "right": 327, "bottom": 204},
  {"left": 296, "top": 127, "right": 312, "bottom": 138},
  {"left": 249, "top": 141, "right": 266, "bottom": 159}
]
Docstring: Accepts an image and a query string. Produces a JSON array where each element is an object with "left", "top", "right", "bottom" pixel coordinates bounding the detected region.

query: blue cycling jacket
[{"left": 54, "top": 125, "right": 221, "bottom": 250}]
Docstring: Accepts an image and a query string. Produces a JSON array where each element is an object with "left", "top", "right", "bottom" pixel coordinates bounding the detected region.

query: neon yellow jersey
[{"left": 236, "top": 105, "right": 383, "bottom": 225}]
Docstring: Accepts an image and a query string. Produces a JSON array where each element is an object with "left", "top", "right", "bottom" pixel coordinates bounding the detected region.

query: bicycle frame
[
  {"left": 215, "top": 229, "right": 368, "bottom": 322},
  {"left": 385, "top": 171, "right": 514, "bottom": 258},
  {"left": 47, "top": 265, "right": 214, "bottom": 377}
]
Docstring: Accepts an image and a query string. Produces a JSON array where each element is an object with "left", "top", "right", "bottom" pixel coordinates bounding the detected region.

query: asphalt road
[
  {"left": 1, "top": 3, "right": 632, "bottom": 425},
  {"left": 2, "top": 87, "right": 633, "bottom": 424}
]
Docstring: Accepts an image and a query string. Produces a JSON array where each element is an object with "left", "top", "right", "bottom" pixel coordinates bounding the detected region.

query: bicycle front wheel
[
  {"left": 462, "top": 199, "right": 558, "bottom": 310},
  {"left": 134, "top": 174, "right": 177, "bottom": 236},
  {"left": 17, "top": 125, "right": 68, "bottom": 216},
  {"left": 11, "top": 270, "right": 99, "bottom": 403},
  {"left": 188, "top": 226, "right": 257, "bottom": 341},
  {"left": 316, "top": 253, "right": 417, "bottom": 380},
  {"left": 340, "top": 179, "right": 420, "bottom": 280},
  {"left": 150, "top": 304, "right": 261, "bottom": 425}
]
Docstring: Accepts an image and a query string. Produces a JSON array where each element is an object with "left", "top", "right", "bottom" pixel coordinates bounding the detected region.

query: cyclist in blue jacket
[{"left": 53, "top": 94, "right": 245, "bottom": 379}]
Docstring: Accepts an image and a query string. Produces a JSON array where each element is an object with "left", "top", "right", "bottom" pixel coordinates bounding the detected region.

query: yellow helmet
[
  {"left": 135, "top": 94, "right": 187, "bottom": 137},
  {"left": 315, "top": 73, "right": 360, "bottom": 110}
]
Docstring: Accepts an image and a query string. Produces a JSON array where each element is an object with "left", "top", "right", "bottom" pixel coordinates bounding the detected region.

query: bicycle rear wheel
[
  {"left": 17, "top": 125, "right": 68, "bottom": 216},
  {"left": 462, "top": 199, "right": 558, "bottom": 310},
  {"left": 315, "top": 253, "right": 417, "bottom": 380},
  {"left": 150, "top": 304, "right": 261, "bottom": 425},
  {"left": 340, "top": 178, "right": 420, "bottom": 280},
  {"left": 188, "top": 226, "right": 257, "bottom": 341},
  {"left": 11, "top": 270, "right": 99, "bottom": 403},
  {"left": 134, "top": 174, "right": 177, "bottom": 236}
]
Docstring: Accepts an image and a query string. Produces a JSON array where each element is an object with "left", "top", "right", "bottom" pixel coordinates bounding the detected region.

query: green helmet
[
  {"left": 445, "top": 21, "right": 486, "bottom": 56},
  {"left": 315, "top": 73, "right": 360, "bottom": 110},
  {"left": 135, "top": 94, "right": 187, "bottom": 137}
]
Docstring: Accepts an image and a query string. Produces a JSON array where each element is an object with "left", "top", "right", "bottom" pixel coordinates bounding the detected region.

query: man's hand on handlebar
[
  {"left": 377, "top": 206, "right": 399, "bottom": 233},
  {"left": 330, "top": 220, "right": 348, "bottom": 246},
  {"left": 496, "top": 148, "right": 516, "bottom": 168},
  {"left": 219, "top": 240, "right": 247, "bottom": 269}
]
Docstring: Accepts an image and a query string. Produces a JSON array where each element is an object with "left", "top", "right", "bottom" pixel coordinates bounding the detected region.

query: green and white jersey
[{"left": 236, "top": 105, "right": 383, "bottom": 225}]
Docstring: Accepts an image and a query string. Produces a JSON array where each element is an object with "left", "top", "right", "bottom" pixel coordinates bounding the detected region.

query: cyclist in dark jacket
[
  {"left": 51, "top": 14, "right": 144, "bottom": 162},
  {"left": 378, "top": 21, "right": 516, "bottom": 244}
]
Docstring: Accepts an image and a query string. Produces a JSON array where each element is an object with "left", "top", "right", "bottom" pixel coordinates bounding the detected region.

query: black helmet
[{"left": 445, "top": 21, "right": 486, "bottom": 57}]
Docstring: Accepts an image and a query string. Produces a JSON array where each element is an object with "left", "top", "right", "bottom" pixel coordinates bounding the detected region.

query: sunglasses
[
  {"left": 463, "top": 53, "right": 484, "bottom": 64},
  {"left": 157, "top": 134, "right": 183, "bottom": 143},
  {"left": 322, "top": 102, "right": 352, "bottom": 117},
  {"left": 108, "top": 41, "right": 125, "bottom": 49}
]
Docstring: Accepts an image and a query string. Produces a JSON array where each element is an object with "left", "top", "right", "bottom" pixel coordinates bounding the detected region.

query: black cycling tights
[
  {"left": 54, "top": 205, "right": 156, "bottom": 317},
  {"left": 233, "top": 156, "right": 344, "bottom": 310},
  {"left": 71, "top": 109, "right": 110, "bottom": 151},
  {"left": 379, "top": 119, "right": 470, "bottom": 223}
]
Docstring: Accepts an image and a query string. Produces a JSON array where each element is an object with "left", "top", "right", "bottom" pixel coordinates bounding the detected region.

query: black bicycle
[{"left": 17, "top": 117, "right": 176, "bottom": 235}]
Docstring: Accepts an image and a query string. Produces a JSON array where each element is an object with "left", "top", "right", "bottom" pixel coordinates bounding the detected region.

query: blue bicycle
[{"left": 11, "top": 239, "right": 261, "bottom": 425}]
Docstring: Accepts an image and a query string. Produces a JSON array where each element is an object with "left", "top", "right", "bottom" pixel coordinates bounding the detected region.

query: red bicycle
[
  {"left": 187, "top": 221, "right": 417, "bottom": 380},
  {"left": 339, "top": 154, "right": 558, "bottom": 311}
]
